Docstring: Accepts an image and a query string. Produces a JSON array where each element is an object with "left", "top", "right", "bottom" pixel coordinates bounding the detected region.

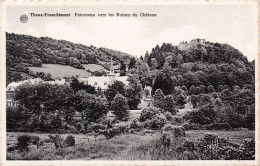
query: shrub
[
  {"left": 30, "top": 136, "right": 40, "bottom": 145},
  {"left": 197, "top": 134, "right": 220, "bottom": 159},
  {"left": 177, "top": 140, "right": 196, "bottom": 153},
  {"left": 183, "top": 104, "right": 216, "bottom": 125},
  {"left": 218, "top": 145, "right": 240, "bottom": 160},
  {"left": 139, "top": 107, "right": 159, "bottom": 122},
  {"left": 130, "top": 119, "right": 142, "bottom": 130},
  {"left": 173, "top": 126, "right": 186, "bottom": 137},
  {"left": 143, "top": 116, "right": 166, "bottom": 130},
  {"left": 160, "top": 134, "right": 170, "bottom": 147},
  {"left": 67, "top": 125, "right": 79, "bottom": 134},
  {"left": 162, "top": 124, "right": 186, "bottom": 137},
  {"left": 197, "top": 135, "right": 254, "bottom": 160},
  {"left": 50, "top": 115, "right": 62, "bottom": 131},
  {"left": 113, "top": 121, "right": 131, "bottom": 133},
  {"left": 48, "top": 134, "right": 63, "bottom": 149},
  {"left": 101, "top": 126, "right": 126, "bottom": 139},
  {"left": 239, "top": 138, "right": 255, "bottom": 160},
  {"left": 64, "top": 135, "right": 75, "bottom": 147},
  {"left": 63, "top": 122, "right": 70, "bottom": 130},
  {"left": 161, "top": 123, "right": 175, "bottom": 132},
  {"left": 17, "top": 135, "right": 31, "bottom": 152},
  {"left": 182, "top": 141, "right": 195, "bottom": 152},
  {"left": 88, "top": 122, "right": 107, "bottom": 132},
  {"left": 75, "top": 122, "right": 83, "bottom": 131},
  {"left": 7, "top": 146, "right": 18, "bottom": 152}
]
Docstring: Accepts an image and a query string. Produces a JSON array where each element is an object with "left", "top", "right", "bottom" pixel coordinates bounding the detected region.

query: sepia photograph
[{"left": 0, "top": 1, "right": 258, "bottom": 165}]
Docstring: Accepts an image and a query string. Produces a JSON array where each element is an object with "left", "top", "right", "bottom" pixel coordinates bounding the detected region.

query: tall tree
[
  {"left": 153, "top": 88, "right": 165, "bottom": 110},
  {"left": 144, "top": 51, "right": 149, "bottom": 63},
  {"left": 164, "top": 95, "right": 177, "bottom": 115},
  {"left": 70, "top": 77, "right": 96, "bottom": 94},
  {"left": 84, "top": 97, "right": 109, "bottom": 123},
  {"left": 151, "top": 58, "right": 158, "bottom": 70},
  {"left": 189, "top": 85, "right": 196, "bottom": 95},
  {"left": 152, "top": 72, "right": 173, "bottom": 95},
  {"left": 176, "top": 91, "right": 187, "bottom": 108},
  {"left": 125, "top": 74, "right": 142, "bottom": 109},
  {"left": 134, "top": 60, "right": 152, "bottom": 87},
  {"left": 73, "top": 90, "right": 109, "bottom": 123},
  {"left": 105, "top": 80, "right": 125, "bottom": 104},
  {"left": 15, "top": 83, "right": 74, "bottom": 116},
  {"left": 111, "top": 94, "right": 129, "bottom": 121},
  {"left": 140, "top": 55, "right": 144, "bottom": 61},
  {"left": 129, "top": 57, "right": 136, "bottom": 70}
]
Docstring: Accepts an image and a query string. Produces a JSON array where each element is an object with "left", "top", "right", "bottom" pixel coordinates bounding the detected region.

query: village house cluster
[{"left": 6, "top": 58, "right": 143, "bottom": 108}]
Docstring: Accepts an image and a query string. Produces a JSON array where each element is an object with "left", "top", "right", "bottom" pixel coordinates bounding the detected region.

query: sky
[{"left": 6, "top": 3, "right": 258, "bottom": 61}]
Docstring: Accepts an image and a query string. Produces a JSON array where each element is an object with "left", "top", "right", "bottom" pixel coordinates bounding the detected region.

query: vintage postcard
[{"left": 0, "top": 0, "right": 259, "bottom": 166}]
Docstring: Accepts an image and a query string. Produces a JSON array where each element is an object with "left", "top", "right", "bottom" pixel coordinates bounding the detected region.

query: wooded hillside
[
  {"left": 141, "top": 40, "right": 254, "bottom": 89},
  {"left": 6, "top": 32, "right": 132, "bottom": 84}
]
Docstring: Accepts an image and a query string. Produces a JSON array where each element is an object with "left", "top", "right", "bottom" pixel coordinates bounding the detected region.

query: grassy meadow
[
  {"left": 82, "top": 64, "right": 108, "bottom": 73},
  {"left": 28, "top": 64, "right": 91, "bottom": 78},
  {"left": 6, "top": 129, "right": 254, "bottom": 160}
]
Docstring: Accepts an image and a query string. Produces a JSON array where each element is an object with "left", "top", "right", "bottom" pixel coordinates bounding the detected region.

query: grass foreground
[{"left": 6, "top": 129, "right": 254, "bottom": 160}]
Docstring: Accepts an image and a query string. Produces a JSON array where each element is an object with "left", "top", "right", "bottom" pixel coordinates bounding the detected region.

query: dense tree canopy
[
  {"left": 145, "top": 41, "right": 254, "bottom": 90},
  {"left": 6, "top": 32, "right": 133, "bottom": 85},
  {"left": 12, "top": 82, "right": 109, "bottom": 131},
  {"left": 15, "top": 83, "right": 73, "bottom": 115},
  {"left": 7, "top": 36, "right": 255, "bottom": 131}
]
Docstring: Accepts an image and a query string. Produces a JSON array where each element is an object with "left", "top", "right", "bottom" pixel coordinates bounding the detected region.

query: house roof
[
  {"left": 6, "top": 78, "right": 43, "bottom": 91},
  {"left": 6, "top": 82, "right": 24, "bottom": 91},
  {"left": 6, "top": 78, "right": 67, "bottom": 91}
]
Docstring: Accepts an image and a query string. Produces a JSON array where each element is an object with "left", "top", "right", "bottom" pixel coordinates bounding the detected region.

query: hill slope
[
  {"left": 143, "top": 39, "right": 254, "bottom": 89},
  {"left": 6, "top": 32, "right": 133, "bottom": 84}
]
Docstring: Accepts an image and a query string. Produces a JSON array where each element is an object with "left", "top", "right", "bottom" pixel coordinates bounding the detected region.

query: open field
[
  {"left": 29, "top": 64, "right": 91, "bottom": 78},
  {"left": 82, "top": 64, "right": 109, "bottom": 72},
  {"left": 6, "top": 130, "right": 254, "bottom": 160}
]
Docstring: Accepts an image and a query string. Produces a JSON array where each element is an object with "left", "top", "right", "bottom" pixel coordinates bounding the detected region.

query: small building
[
  {"left": 190, "top": 39, "right": 206, "bottom": 44},
  {"left": 6, "top": 82, "right": 20, "bottom": 108}
]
